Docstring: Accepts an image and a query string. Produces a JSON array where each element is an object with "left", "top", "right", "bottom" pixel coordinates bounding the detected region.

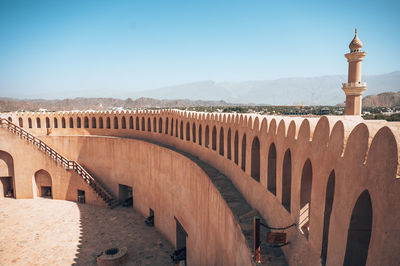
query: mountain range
[{"left": 130, "top": 71, "right": 400, "bottom": 105}]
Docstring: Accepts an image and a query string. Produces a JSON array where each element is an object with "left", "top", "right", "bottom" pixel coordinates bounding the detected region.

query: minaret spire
[{"left": 342, "top": 29, "right": 367, "bottom": 115}]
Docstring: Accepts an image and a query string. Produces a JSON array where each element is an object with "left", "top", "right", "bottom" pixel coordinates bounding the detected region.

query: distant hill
[
  {"left": 363, "top": 92, "right": 400, "bottom": 108},
  {"left": 131, "top": 71, "right": 400, "bottom": 105},
  {"left": 0, "top": 97, "right": 235, "bottom": 112}
]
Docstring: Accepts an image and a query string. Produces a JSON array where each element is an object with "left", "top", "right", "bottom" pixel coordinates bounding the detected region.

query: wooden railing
[{"left": 0, "top": 118, "right": 114, "bottom": 204}]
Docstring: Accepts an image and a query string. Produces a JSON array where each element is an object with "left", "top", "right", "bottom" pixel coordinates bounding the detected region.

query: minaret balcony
[{"left": 342, "top": 82, "right": 367, "bottom": 95}]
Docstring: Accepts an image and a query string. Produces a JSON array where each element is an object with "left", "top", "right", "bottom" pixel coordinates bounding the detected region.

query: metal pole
[{"left": 254, "top": 216, "right": 261, "bottom": 263}]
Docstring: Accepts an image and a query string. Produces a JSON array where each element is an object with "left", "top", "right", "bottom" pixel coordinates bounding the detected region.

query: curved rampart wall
[{"left": 5, "top": 110, "right": 400, "bottom": 265}]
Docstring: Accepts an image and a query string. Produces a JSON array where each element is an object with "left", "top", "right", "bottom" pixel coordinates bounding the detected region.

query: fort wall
[{"left": 3, "top": 110, "right": 400, "bottom": 265}]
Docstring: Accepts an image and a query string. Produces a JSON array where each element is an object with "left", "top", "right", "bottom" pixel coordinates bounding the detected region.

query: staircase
[{"left": 0, "top": 118, "right": 119, "bottom": 208}]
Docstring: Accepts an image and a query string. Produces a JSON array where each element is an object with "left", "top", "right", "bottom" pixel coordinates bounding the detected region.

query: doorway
[{"left": 119, "top": 184, "right": 133, "bottom": 207}]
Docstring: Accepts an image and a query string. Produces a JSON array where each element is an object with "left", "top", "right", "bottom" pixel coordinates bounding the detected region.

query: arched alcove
[
  {"left": 147, "top": 117, "right": 151, "bottom": 132},
  {"left": 153, "top": 117, "right": 156, "bottom": 132},
  {"left": 28, "top": 118, "right": 32, "bottom": 128},
  {"left": 121, "top": 117, "right": 126, "bottom": 129},
  {"left": 33, "top": 169, "right": 52, "bottom": 199},
  {"left": 136, "top": 117, "right": 139, "bottom": 130},
  {"left": 321, "top": 170, "right": 335, "bottom": 265},
  {"left": 180, "top": 121, "right": 184, "bottom": 140},
  {"left": 234, "top": 131, "right": 239, "bottom": 164},
  {"left": 0, "top": 151, "right": 15, "bottom": 198},
  {"left": 267, "top": 143, "right": 277, "bottom": 195},
  {"left": 165, "top": 118, "right": 169, "bottom": 134},
  {"left": 185, "top": 122, "right": 190, "bottom": 141},
  {"left": 282, "top": 149, "right": 292, "bottom": 212},
  {"left": 114, "top": 117, "right": 119, "bottom": 129},
  {"left": 159, "top": 118, "right": 163, "bottom": 133},
  {"left": 241, "top": 134, "right": 246, "bottom": 171},
  {"left": 192, "top": 123, "right": 196, "bottom": 143},
  {"left": 198, "top": 125, "right": 202, "bottom": 145},
  {"left": 62, "top": 117, "right": 66, "bottom": 128},
  {"left": 343, "top": 190, "right": 372, "bottom": 266},
  {"left": 227, "top": 128, "right": 232, "bottom": 160},
  {"left": 212, "top": 126, "right": 217, "bottom": 151},
  {"left": 36, "top": 117, "right": 41, "bottom": 128},
  {"left": 92, "top": 117, "right": 97, "bottom": 128},
  {"left": 251, "top": 137, "right": 260, "bottom": 182},
  {"left": 170, "top": 118, "right": 174, "bottom": 136},
  {"left": 18, "top": 118, "right": 23, "bottom": 127},
  {"left": 107, "top": 117, "right": 111, "bottom": 129},
  {"left": 299, "top": 159, "right": 312, "bottom": 239},
  {"left": 45, "top": 117, "right": 50, "bottom": 128},
  {"left": 129, "top": 116, "right": 134, "bottom": 129},
  {"left": 99, "top": 117, "right": 103, "bottom": 129},
  {"left": 175, "top": 120, "right": 178, "bottom": 137},
  {"left": 141, "top": 117, "right": 145, "bottom": 131},
  {"left": 219, "top": 127, "right": 224, "bottom": 156},
  {"left": 205, "top": 126, "right": 210, "bottom": 148},
  {"left": 53, "top": 118, "right": 58, "bottom": 128},
  {"left": 84, "top": 117, "right": 89, "bottom": 128},
  {"left": 77, "top": 117, "right": 81, "bottom": 128},
  {"left": 69, "top": 117, "right": 74, "bottom": 128}
]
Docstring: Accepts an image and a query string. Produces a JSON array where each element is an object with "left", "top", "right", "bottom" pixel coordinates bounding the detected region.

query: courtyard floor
[{"left": 0, "top": 198, "right": 174, "bottom": 265}]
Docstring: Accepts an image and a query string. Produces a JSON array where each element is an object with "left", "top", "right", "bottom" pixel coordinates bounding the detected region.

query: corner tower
[{"left": 342, "top": 29, "right": 367, "bottom": 115}]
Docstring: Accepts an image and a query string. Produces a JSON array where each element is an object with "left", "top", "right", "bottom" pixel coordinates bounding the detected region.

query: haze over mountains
[{"left": 130, "top": 71, "right": 400, "bottom": 105}]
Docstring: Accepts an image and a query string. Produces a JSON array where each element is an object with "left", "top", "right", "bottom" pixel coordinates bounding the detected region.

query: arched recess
[
  {"left": 299, "top": 159, "right": 312, "bottom": 239},
  {"left": 321, "top": 170, "right": 335, "bottom": 265},
  {"left": 282, "top": 149, "right": 292, "bottom": 212},
  {"left": 227, "top": 129, "right": 232, "bottom": 160},
  {"left": 147, "top": 117, "right": 151, "bottom": 131},
  {"left": 234, "top": 131, "right": 239, "bottom": 164},
  {"left": 36, "top": 117, "right": 41, "bottom": 128},
  {"left": 106, "top": 117, "right": 111, "bottom": 129},
  {"left": 121, "top": 116, "right": 126, "bottom": 129},
  {"left": 99, "top": 117, "right": 103, "bottom": 129},
  {"left": 175, "top": 120, "right": 178, "bottom": 137},
  {"left": 84, "top": 117, "right": 89, "bottom": 128},
  {"left": 45, "top": 117, "right": 50, "bottom": 128},
  {"left": 92, "top": 117, "right": 97, "bottom": 128},
  {"left": 198, "top": 125, "right": 202, "bottom": 145},
  {"left": 151, "top": 117, "right": 155, "bottom": 132},
  {"left": 212, "top": 126, "right": 217, "bottom": 151},
  {"left": 19, "top": 117, "right": 23, "bottom": 127},
  {"left": 205, "top": 126, "right": 210, "bottom": 148},
  {"left": 186, "top": 122, "right": 190, "bottom": 141},
  {"left": 53, "top": 118, "right": 58, "bottom": 128},
  {"left": 114, "top": 117, "right": 119, "bottom": 129},
  {"left": 7, "top": 117, "right": 12, "bottom": 122},
  {"left": 77, "top": 117, "right": 81, "bottom": 128},
  {"left": 0, "top": 151, "right": 15, "bottom": 198},
  {"left": 343, "top": 190, "right": 372, "bottom": 266},
  {"left": 219, "top": 127, "right": 224, "bottom": 156},
  {"left": 170, "top": 118, "right": 174, "bottom": 136},
  {"left": 165, "top": 118, "right": 169, "bottom": 134},
  {"left": 33, "top": 169, "right": 52, "bottom": 199},
  {"left": 136, "top": 117, "right": 139, "bottom": 130},
  {"left": 141, "top": 117, "right": 145, "bottom": 131},
  {"left": 62, "top": 118, "right": 66, "bottom": 128},
  {"left": 192, "top": 123, "right": 196, "bottom": 143},
  {"left": 129, "top": 116, "right": 133, "bottom": 129},
  {"left": 180, "top": 121, "right": 184, "bottom": 140},
  {"left": 159, "top": 118, "right": 163, "bottom": 133},
  {"left": 267, "top": 143, "right": 277, "bottom": 195},
  {"left": 241, "top": 134, "right": 246, "bottom": 171},
  {"left": 251, "top": 137, "right": 260, "bottom": 182},
  {"left": 69, "top": 117, "right": 74, "bottom": 128},
  {"left": 28, "top": 118, "right": 32, "bottom": 128}
]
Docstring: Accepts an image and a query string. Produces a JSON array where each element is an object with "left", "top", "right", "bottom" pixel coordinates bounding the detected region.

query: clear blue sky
[{"left": 0, "top": 0, "right": 399, "bottom": 99}]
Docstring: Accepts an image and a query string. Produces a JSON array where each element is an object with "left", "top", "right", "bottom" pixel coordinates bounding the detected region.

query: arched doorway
[
  {"left": 33, "top": 169, "right": 52, "bottom": 199},
  {"left": 0, "top": 151, "right": 15, "bottom": 198},
  {"left": 343, "top": 190, "right": 372, "bottom": 266}
]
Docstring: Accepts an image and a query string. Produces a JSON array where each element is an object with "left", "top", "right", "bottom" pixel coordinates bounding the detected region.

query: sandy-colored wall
[
  {"left": 4, "top": 110, "right": 400, "bottom": 265},
  {"left": 44, "top": 135, "right": 253, "bottom": 266},
  {"left": 0, "top": 129, "right": 106, "bottom": 207}
]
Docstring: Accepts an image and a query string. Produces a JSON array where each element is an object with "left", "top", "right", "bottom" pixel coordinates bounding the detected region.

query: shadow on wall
[{"left": 71, "top": 203, "right": 173, "bottom": 265}]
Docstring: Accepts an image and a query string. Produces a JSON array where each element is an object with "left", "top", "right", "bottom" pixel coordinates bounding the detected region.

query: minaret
[{"left": 342, "top": 28, "right": 367, "bottom": 115}]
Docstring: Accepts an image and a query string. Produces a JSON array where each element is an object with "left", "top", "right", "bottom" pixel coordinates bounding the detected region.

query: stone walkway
[{"left": 0, "top": 198, "right": 174, "bottom": 265}]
